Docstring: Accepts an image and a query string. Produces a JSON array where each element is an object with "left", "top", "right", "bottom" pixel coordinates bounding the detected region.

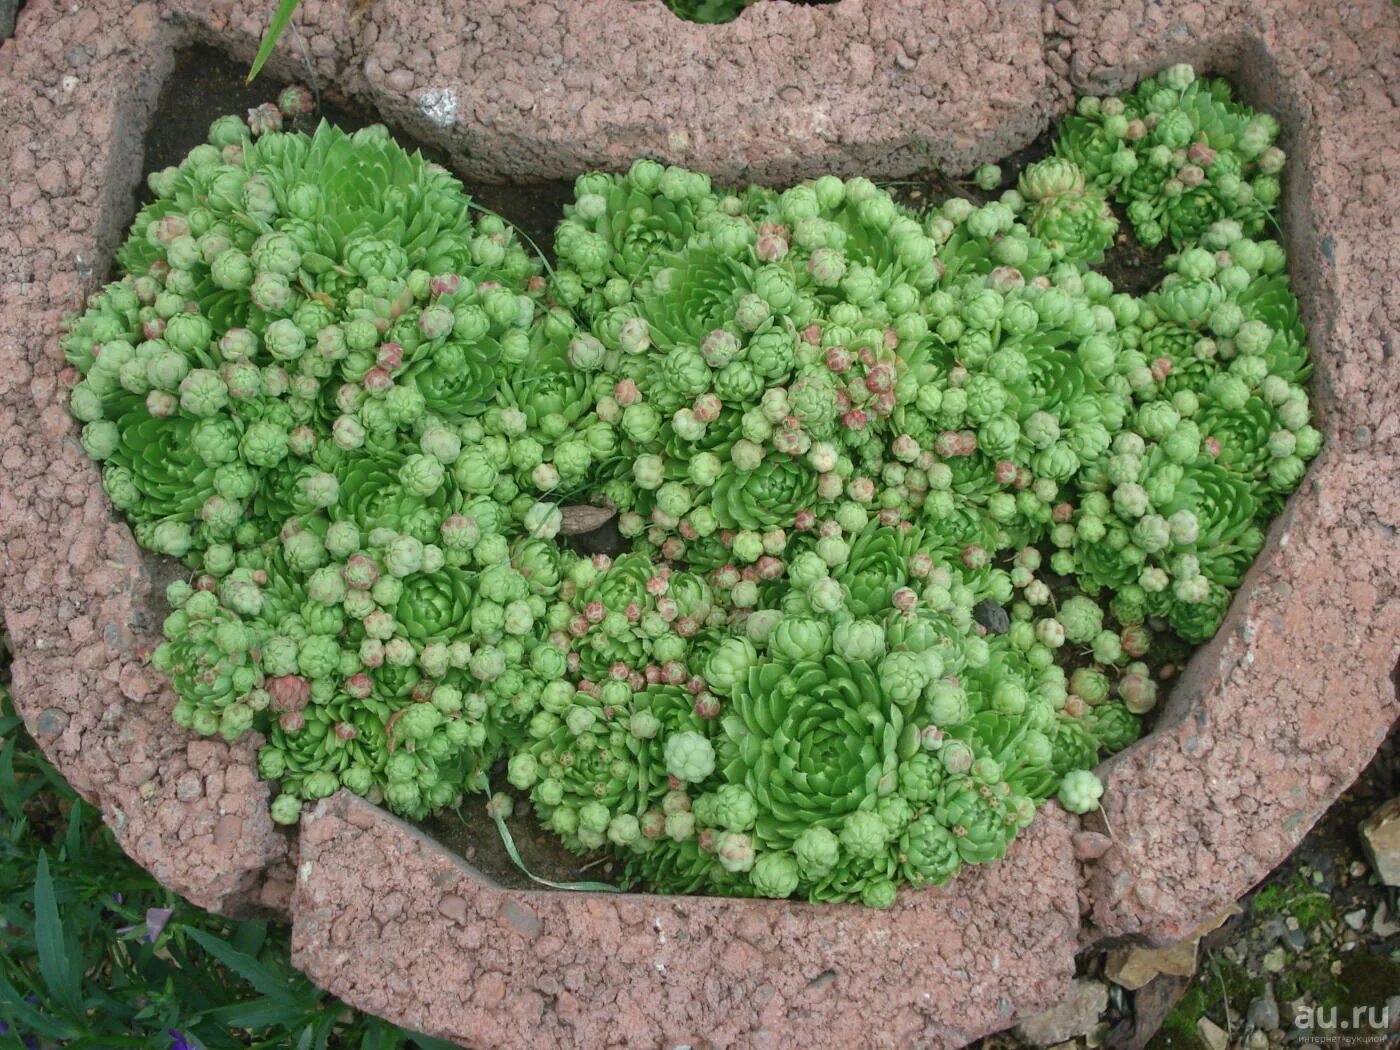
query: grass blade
[
  {"left": 34, "top": 852, "right": 80, "bottom": 1015},
  {"left": 247, "top": 0, "right": 302, "bottom": 83},
  {"left": 0, "top": 969, "right": 74, "bottom": 1040},
  {"left": 183, "top": 927, "right": 297, "bottom": 1006}
]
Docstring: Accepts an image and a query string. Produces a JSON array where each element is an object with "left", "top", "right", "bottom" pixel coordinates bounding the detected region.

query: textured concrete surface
[
  {"left": 356, "top": 0, "right": 1051, "bottom": 183},
  {"left": 0, "top": 0, "right": 1397, "bottom": 1044},
  {"left": 0, "top": 0, "right": 296, "bottom": 916},
  {"left": 294, "top": 793, "right": 1077, "bottom": 1048}
]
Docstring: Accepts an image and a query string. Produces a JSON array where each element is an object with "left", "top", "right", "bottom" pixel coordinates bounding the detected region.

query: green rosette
[
  {"left": 575, "top": 627, "right": 646, "bottom": 683},
  {"left": 498, "top": 364, "right": 593, "bottom": 432},
  {"left": 932, "top": 776, "right": 1014, "bottom": 864},
  {"left": 402, "top": 336, "right": 502, "bottom": 422},
  {"left": 396, "top": 567, "right": 474, "bottom": 642},
  {"left": 1073, "top": 523, "right": 1143, "bottom": 591},
  {"left": 901, "top": 816, "right": 963, "bottom": 886},
  {"left": 807, "top": 853, "right": 900, "bottom": 906},
  {"left": 1197, "top": 396, "right": 1278, "bottom": 482},
  {"left": 629, "top": 684, "right": 709, "bottom": 803},
  {"left": 1086, "top": 702, "right": 1143, "bottom": 754},
  {"left": 603, "top": 183, "right": 703, "bottom": 279},
  {"left": 885, "top": 608, "right": 970, "bottom": 678},
  {"left": 1156, "top": 187, "right": 1228, "bottom": 246},
  {"left": 662, "top": 408, "right": 741, "bottom": 466},
  {"left": 638, "top": 246, "right": 753, "bottom": 346},
  {"left": 829, "top": 199, "right": 941, "bottom": 291},
  {"left": 1193, "top": 535, "right": 1261, "bottom": 590},
  {"left": 252, "top": 121, "right": 485, "bottom": 269},
  {"left": 1053, "top": 114, "right": 1121, "bottom": 188},
  {"left": 624, "top": 839, "right": 722, "bottom": 896},
  {"left": 260, "top": 695, "right": 393, "bottom": 795},
  {"left": 1026, "top": 191, "right": 1117, "bottom": 264},
  {"left": 947, "top": 709, "right": 1055, "bottom": 800},
  {"left": 1141, "top": 322, "right": 1215, "bottom": 396},
  {"left": 257, "top": 549, "right": 309, "bottom": 624},
  {"left": 934, "top": 224, "right": 999, "bottom": 282},
  {"left": 1019, "top": 343, "right": 1086, "bottom": 419},
  {"left": 1048, "top": 714, "right": 1100, "bottom": 777},
  {"left": 679, "top": 535, "right": 731, "bottom": 575},
  {"left": 254, "top": 460, "right": 329, "bottom": 527},
  {"left": 834, "top": 522, "right": 920, "bottom": 617},
  {"left": 108, "top": 407, "right": 220, "bottom": 523},
  {"left": 1177, "top": 78, "right": 1255, "bottom": 152},
  {"left": 585, "top": 552, "right": 654, "bottom": 611},
  {"left": 369, "top": 662, "right": 422, "bottom": 703},
  {"left": 710, "top": 458, "right": 817, "bottom": 531},
  {"left": 787, "top": 367, "right": 840, "bottom": 440},
  {"left": 1156, "top": 453, "right": 1257, "bottom": 551},
  {"left": 161, "top": 626, "right": 261, "bottom": 720},
  {"left": 1234, "top": 275, "right": 1310, "bottom": 383},
  {"left": 947, "top": 452, "right": 1002, "bottom": 501},
  {"left": 511, "top": 537, "right": 566, "bottom": 596},
  {"left": 1167, "top": 578, "right": 1234, "bottom": 643},
  {"left": 920, "top": 504, "right": 997, "bottom": 564},
  {"left": 530, "top": 711, "right": 638, "bottom": 843},
  {"left": 720, "top": 655, "right": 904, "bottom": 852},
  {"left": 332, "top": 448, "right": 461, "bottom": 541}
]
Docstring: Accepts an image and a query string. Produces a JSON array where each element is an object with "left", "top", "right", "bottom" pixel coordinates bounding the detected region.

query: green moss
[
  {"left": 1149, "top": 955, "right": 1259, "bottom": 1050},
  {"left": 1251, "top": 870, "right": 1334, "bottom": 929},
  {"left": 1151, "top": 985, "right": 1211, "bottom": 1050}
]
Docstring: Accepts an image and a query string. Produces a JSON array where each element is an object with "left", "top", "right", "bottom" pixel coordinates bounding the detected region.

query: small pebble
[
  {"left": 1247, "top": 985, "right": 1280, "bottom": 1031},
  {"left": 1343, "top": 908, "right": 1366, "bottom": 931},
  {"left": 1262, "top": 947, "right": 1286, "bottom": 973},
  {"left": 1197, "top": 1017, "right": 1229, "bottom": 1050},
  {"left": 972, "top": 599, "right": 1010, "bottom": 634},
  {"left": 1372, "top": 901, "right": 1400, "bottom": 937}
]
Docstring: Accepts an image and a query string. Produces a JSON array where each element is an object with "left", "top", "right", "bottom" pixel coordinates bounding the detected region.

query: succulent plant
[{"left": 65, "top": 65, "right": 1316, "bottom": 907}]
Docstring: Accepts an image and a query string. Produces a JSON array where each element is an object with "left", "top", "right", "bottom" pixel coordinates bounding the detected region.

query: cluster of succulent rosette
[{"left": 62, "top": 66, "right": 1317, "bottom": 905}]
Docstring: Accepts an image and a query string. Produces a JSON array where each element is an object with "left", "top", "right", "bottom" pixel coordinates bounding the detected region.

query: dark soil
[
  {"left": 421, "top": 774, "right": 621, "bottom": 891},
  {"left": 0, "top": 0, "right": 19, "bottom": 43},
  {"left": 883, "top": 122, "right": 1172, "bottom": 298}
]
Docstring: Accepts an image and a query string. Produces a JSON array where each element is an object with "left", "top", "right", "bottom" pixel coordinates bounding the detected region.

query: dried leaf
[{"left": 558, "top": 505, "right": 616, "bottom": 536}]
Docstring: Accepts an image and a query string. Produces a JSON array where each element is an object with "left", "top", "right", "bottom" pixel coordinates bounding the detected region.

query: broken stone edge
[{"left": 0, "top": 0, "right": 1396, "bottom": 1046}]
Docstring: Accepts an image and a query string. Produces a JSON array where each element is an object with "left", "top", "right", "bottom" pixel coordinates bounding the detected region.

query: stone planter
[{"left": 1, "top": 0, "right": 1396, "bottom": 1045}]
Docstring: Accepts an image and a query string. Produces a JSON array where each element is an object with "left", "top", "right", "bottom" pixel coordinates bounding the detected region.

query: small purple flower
[
  {"left": 145, "top": 907, "right": 174, "bottom": 943},
  {"left": 3, "top": 1010, "right": 40, "bottom": 1050},
  {"left": 169, "top": 1029, "right": 194, "bottom": 1050}
]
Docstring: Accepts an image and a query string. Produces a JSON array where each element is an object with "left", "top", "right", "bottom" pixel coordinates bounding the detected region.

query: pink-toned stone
[
  {"left": 358, "top": 0, "right": 1052, "bottom": 183},
  {"left": 293, "top": 794, "right": 1078, "bottom": 1049}
]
